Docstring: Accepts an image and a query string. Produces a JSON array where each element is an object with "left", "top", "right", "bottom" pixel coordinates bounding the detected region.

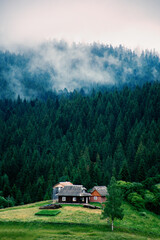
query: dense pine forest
[{"left": 0, "top": 82, "right": 160, "bottom": 207}]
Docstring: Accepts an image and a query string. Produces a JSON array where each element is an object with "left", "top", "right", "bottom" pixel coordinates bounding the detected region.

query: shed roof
[
  {"left": 57, "top": 185, "right": 91, "bottom": 197},
  {"left": 90, "top": 186, "right": 108, "bottom": 196}
]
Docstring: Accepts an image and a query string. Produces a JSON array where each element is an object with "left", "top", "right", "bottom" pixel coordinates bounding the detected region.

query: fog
[{"left": 1, "top": 41, "right": 160, "bottom": 99}]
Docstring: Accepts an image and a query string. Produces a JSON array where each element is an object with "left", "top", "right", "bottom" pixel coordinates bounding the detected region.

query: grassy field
[{"left": 0, "top": 201, "right": 159, "bottom": 240}]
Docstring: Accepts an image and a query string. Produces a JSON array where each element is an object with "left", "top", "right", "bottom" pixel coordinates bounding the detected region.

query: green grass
[
  {"left": 0, "top": 201, "right": 159, "bottom": 240},
  {"left": 35, "top": 209, "right": 61, "bottom": 216},
  {"left": 60, "top": 203, "right": 83, "bottom": 207},
  {"left": 0, "top": 200, "right": 53, "bottom": 212}
]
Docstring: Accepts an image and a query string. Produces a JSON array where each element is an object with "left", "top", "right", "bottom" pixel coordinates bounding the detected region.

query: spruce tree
[
  {"left": 137, "top": 159, "right": 146, "bottom": 182},
  {"left": 119, "top": 161, "right": 131, "bottom": 182}
]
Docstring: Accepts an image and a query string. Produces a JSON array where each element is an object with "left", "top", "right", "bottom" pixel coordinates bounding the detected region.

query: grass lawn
[{"left": 0, "top": 201, "right": 159, "bottom": 239}]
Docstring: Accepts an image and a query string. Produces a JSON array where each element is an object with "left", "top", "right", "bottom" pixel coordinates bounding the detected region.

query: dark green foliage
[
  {"left": 127, "top": 192, "right": 145, "bottom": 210},
  {"left": 119, "top": 161, "right": 131, "bottom": 182},
  {"left": 0, "top": 197, "right": 8, "bottom": 208},
  {"left": 0, "top": 83, "right": 159, "bottom": 206},
  {"left": 137, "top": 159, "right": 146, "bottom": 182},
  {"left": 144, "top": 190, "right": 156, "bottom": 212},
  {"left": 118, "top": 177, "right": 160, "bottom": 214},
  {"left": 16, "top": 189, "right": 23, "bottom": 205},
  {"left": 0, "top": 196, "right": 14, "bottom": 208},
  {"left": 102, "top": 177, "right": 124, "bottom": 231}
]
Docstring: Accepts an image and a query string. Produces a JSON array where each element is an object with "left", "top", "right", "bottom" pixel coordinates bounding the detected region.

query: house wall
[
  {"left": 53, "top": 187, "right": 63, "bottom": 200},
  {"left": 90, "top": 190, "right": 106, "bottom": 202},
  {"left": 58, "top": 196, "right": 89, "bottom": 204},
  {"left": 91, "top": 190, "right": 101, "bottom": 197},
  {"left": 90, "top": 196, "right": 106, "bottom": 203}
]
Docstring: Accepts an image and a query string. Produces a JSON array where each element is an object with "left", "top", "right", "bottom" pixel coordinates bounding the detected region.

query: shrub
[
  {"left": 144, "top": 190, "right": 156, "bottom": 211},
  {"left": 117, "top": 181, "right": 145, "bottom": 199},
  {"left": 145, "top": 191, "right": 160, "bottom": 215},
  {"left": 127, "top": 192, "right": 145, "bottom": 210},
  {"left": 117, "top": 181, "right": 133, "bottom": 199},
  {"left": 0, "top": 196, "right": 8, "bottom": 208},
  {"left": 142, "top": 175, "right": 160, "bottom": 190},
  {"left": 155, "top": 183, "right": 160, "bottom": 190}
]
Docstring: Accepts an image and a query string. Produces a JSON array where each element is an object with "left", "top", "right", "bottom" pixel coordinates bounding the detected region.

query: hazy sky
[{"left": 0, "top": 0, "right": 160, "bottom": 52}]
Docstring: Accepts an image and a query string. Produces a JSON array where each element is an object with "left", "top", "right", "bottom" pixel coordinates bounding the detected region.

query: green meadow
[{"left": 0, "top": 201, "right": 159, "bottom": 240}]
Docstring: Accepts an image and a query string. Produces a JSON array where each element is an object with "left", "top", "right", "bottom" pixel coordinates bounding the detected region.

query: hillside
[
  {"left": 0, "top": 201, "right": 159, "bottom": 240},
  {"left": 0, "top": 82, "right": 160, "bottom": 205}
]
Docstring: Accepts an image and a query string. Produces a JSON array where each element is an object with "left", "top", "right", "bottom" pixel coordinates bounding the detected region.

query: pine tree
[
  {"left": 113, "top": 142, "right": 126, "bottom": 173},
  {"left": 16, "top": 189, "right": 23, "bottom": 205},
  {"left": 137, "top": 159, "right": 146, "bottom": 182},
  {"left": 119, "top": 161, "right": 131, "bottom": 182},
  {"left": 102, "top": 176, "right": 124, "bottom": 231}
]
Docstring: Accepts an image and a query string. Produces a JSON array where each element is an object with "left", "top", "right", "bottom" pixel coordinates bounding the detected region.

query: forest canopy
[{"left": 0, "top": 82, "right": 160, "bottom": 205}]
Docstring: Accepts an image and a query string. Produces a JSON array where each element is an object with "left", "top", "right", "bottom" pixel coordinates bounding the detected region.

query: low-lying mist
[{"left": 0, "top": 41, "right": 160, "bottom": 99}]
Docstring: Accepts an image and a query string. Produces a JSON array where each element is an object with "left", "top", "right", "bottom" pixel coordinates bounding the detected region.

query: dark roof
[
  {"left": 90, "top": 186, "right": 108, "bottom": 196},
  {"left": 57, "top": 185, "right": 91, "bottom": 197}
]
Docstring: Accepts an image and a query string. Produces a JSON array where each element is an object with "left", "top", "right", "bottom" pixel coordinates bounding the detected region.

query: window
[
  {"left": 94, "top": 196, "right": 97, "bottom": 200},
  {"left": 62, "top": 197, "right": 66, "bottom": 202},
  {"left": 80, "top": 197, "right": 85, "bottom": 202},
  {"left": 73, "top": 197, "right": 77, "bottom": 202}
]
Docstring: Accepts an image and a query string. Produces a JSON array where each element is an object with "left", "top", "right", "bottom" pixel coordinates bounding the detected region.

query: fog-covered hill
[{"left": 0, "top": 42, "right": 160, "bottom": 99}]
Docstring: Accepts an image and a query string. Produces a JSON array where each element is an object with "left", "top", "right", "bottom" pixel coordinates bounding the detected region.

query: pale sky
[{"left": 0, "top": 0, "right": 160, "bottom": 52}]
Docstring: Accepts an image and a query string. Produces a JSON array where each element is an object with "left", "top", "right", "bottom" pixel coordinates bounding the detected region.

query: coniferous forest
[{"left": 0, "top": 82, "right": 160, "bottom": 206}]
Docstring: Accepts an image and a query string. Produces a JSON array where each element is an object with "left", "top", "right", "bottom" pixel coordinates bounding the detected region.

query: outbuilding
[{"left": 90, "top": 186, "right": 108, "bottom": 203}]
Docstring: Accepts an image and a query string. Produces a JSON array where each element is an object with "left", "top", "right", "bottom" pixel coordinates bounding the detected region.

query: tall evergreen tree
[
  {"left": 102, "top": 176, "right": 124, "bottom": 231},
  {"left": 137, "top": 159, "right": 146, "bottom": 182},
  {"left": 119, "top": 161, "right": 131, "bottom": 182}
]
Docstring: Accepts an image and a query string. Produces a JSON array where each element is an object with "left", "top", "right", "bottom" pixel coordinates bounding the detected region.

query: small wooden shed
[{"left": 90, "top": 186, "right": 108, "bottom": 203}]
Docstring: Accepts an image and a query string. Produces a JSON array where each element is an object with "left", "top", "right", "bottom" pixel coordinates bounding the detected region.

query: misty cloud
[
  {"left": 28, "top": 42, "right": 116, "bottom": 92},
  {"left": 0, "top": 41, "right": 160, "bottom": 99}
]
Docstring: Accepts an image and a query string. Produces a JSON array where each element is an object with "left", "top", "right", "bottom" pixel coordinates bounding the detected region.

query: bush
[
  {"left": 117, "top": 181, "right": 133, "bottom": 199},
  {"left": 145, "top": 191, "right": 160, "bottom": 215},
  {"left": 142, "top": 175, "right": 160, "bottom": 190},
  {"left": 117, "top": 181, "right": 144, "bottom": 199},
  {"left": 155, "top": 183, "right": 160, "bottom": 190},
  {"left": 127, "top": 192, "right": 145, "bottom": 210},
  {"left": 35, "top": 210, "right": 61, "bottom": 216},
  {"left": 0, "top": 196, "right": 8, "bottom": 208},
  {"left": 144, "top": 190, "right": 156, "bottom": 211}
]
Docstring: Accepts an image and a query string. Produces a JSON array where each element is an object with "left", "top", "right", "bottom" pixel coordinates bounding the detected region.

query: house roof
[
  {"left": 57, "top": 185, "right": 91, "bottom": 197},
  {"left": 90, "top": 186, "right": 108, "bottom": 196},
  {"left": 53, "top": 182, "right": 73, "bottom": 188}
]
